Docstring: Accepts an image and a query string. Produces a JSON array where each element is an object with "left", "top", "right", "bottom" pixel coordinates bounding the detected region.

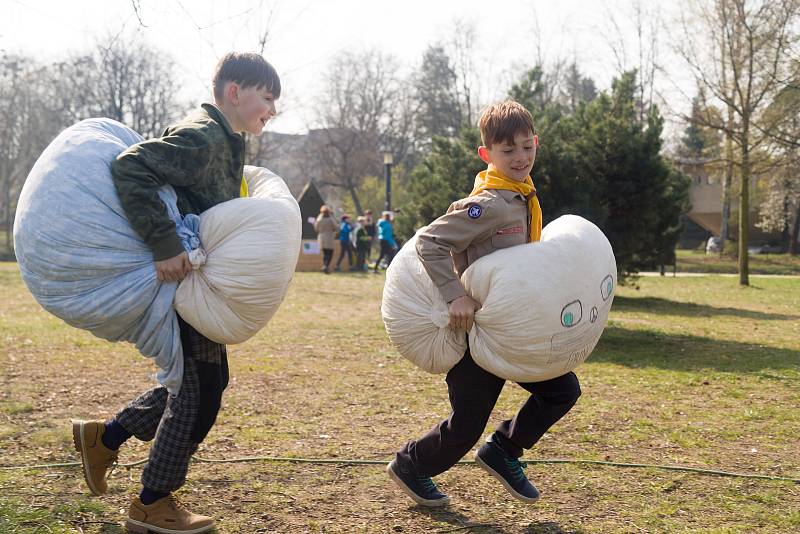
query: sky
[{"left": 1, "top": 0, "right": 695, "bottom": 136}]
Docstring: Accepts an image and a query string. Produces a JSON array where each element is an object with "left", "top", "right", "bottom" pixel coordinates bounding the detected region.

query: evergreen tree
[
  {"left": 572, "top": 71, "right": 690, "bottom": 274},
  {"left": 563, "top": 62, "right": 597, "bottom": 112},
  {"left": 414, "top": 45, "right": 462, "bottom": 143},
  {"left": 680, "top": 95, "right": 722, "bottom": 159}
]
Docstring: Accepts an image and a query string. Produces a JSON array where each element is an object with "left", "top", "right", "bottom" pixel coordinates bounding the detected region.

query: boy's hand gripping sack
[
  {"left": 381, "top": 215, "right": 616, "bottom": 382},
  {"left": 174, "top": 166, "right": 301, "bottom": 344}
]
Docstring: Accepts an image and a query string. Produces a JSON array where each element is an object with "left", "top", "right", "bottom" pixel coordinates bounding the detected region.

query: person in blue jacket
[
  {"left": 334, "top": 214, "right": 354, "bottom": 271},
  {"left": 373, "top": 211, "right": 398, "bottom": 272}
]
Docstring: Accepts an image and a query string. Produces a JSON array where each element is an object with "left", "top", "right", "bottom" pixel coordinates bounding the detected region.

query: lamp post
[{"left": 382, "top": 150, "right": 394, "bottom": 213}]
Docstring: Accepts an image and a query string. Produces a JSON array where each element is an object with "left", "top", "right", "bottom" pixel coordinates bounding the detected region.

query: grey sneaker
[
  {"left": 387, "top": 459, "right": 450, "bottom": 507},
  {"left": 475, "top": 439, "right": 540, "bottom": 503}
]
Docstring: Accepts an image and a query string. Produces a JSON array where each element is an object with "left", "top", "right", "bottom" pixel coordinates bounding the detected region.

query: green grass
[
  {"left": 676, "top": 249, "right": 800, "bottom": 275},
  {"left": 0, "top": 263, "right": 798, "bottom": 533}
]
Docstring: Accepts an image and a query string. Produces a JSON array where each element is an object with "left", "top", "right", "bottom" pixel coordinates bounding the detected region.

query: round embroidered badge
[{"left": 467, "top": 204, "right": 482, "bottom": 219}]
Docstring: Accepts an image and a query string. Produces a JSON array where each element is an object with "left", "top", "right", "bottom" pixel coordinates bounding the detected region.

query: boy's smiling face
[
  {"left": 478, "top": 131, "right": 537, "bottom": 182},
  {"left": 226, "top": 84, "right": 277, "bottom": 135}
]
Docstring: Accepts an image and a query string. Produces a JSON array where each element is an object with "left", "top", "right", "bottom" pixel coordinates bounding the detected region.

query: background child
[
  {"left": 355, "top": 215, "right": 372, "bottom": 272},
  {"left": 335, "top": 214, "right": 354, "bottom": 271},
  {"left": 387, "top": 100, "right": 581, "bottom": 507},
  {"left": 373, "top": 211, "right": 397, "bottom": 272},
  {"left": 71, "top": 52, "right": 280, "bottom": 532}
]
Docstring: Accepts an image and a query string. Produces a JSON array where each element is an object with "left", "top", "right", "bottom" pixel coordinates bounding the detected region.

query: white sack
[
  {"left": 464, "top": 215, "right": 616, "bottom": 382},
  {"left": 174, "top": 166, "right": 302, "bottom": 344},
  {"left": 381, "top": 215, "right": 616, "bottom": 382},
  {"left": 381, "top": 234, "right": 467, "bottom": 373}
]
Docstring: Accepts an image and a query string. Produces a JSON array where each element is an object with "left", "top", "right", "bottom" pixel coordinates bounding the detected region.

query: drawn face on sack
[
  {"left": 547, "top": 274, "right": 615, "bottom": 368},
  {"left": 558, "top": 274, "right": 614, "bottom": 328}
]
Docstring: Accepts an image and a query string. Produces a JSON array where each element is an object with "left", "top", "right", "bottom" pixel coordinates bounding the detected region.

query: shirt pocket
[{"left": 491, "top": 225, "right": 526, "bottom": 249}]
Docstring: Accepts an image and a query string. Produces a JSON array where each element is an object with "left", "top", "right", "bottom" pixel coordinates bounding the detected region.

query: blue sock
[
  {"left": 101, "top": 419, "right": 132, "bottom": 451},
  {"left": 140, "top": 487, "right": 169, "bottom": 506}
]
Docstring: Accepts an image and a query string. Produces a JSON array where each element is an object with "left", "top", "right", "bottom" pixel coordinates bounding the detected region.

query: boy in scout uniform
[
  {"left": 387, "top": 100, "right": 582, "bottom": 507},
  {"left": 70, "top": 52, "right": 280, "bottom": 532}
]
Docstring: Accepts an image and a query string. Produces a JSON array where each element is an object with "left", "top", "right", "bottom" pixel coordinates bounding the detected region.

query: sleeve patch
[{"left": 467, "top": 204, "right": 483, "bottom": 219}]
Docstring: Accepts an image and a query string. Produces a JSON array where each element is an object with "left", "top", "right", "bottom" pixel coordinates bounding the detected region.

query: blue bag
[{"left": 14, "top": 118, "right": 199, "bottom": 393}]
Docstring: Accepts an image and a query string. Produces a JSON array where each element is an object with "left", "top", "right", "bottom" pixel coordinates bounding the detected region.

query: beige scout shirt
[{"left": 416, "top": 189, "right": 532, "bottom": 303}]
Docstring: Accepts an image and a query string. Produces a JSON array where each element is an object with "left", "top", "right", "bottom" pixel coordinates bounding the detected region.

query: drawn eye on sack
[
  {"left": 561, "top": 300, "right": 582, "bottom": 328},
  {"left": 600, "top": 275, "right": 614, "bottom": 301}
]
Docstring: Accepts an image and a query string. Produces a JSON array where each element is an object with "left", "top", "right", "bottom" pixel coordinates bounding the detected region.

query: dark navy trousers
[{"left": 397, "top": 350, "right": 581, "bottom": 478}]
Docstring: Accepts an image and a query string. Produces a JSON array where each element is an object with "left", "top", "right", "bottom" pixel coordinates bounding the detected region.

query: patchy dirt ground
[{"left": 1, "top": 265, "right": 799, "bottom": 533}]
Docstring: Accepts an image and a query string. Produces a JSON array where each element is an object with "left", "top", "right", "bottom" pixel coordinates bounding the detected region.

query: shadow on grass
[
  {"left": 523, "top": 523, "right": 585, "bottom": 534},
  {"left": 412, "top": 507, "right": 583, "bottom": 534},
  {"left": 97, "top": 524, "right": 125, "bottom": 533},
  {"left": 613, "top": 295, "right": 797, "bottom": 321},
  {"left": 411, "top": 506, "right": 511, "bottom": 533},
  {"left": 592, "top": 326, "right": 800, "bottom": 374}
]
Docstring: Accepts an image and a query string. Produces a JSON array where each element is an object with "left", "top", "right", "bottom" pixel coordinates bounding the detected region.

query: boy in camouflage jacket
[{"left": 71, "top": 52, "right": 280, "bottom": 533}]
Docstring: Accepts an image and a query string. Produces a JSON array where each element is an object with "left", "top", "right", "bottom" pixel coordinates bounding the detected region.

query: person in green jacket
[
  {"left": 355, "top": 215, "right": 372, "bottom": 272},
  {"left": 70, "top": 52, "right": 280, "bottom": 533}
]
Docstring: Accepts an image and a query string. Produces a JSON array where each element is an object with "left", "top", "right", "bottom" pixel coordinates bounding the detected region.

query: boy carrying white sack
[{"left": 387, "top": 100, "right": 582, "bottom": 507}]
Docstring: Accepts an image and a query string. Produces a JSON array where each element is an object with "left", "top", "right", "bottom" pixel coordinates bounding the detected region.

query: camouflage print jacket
[{"left": 111, "top": 103, "right": 245, "bottom": 261}]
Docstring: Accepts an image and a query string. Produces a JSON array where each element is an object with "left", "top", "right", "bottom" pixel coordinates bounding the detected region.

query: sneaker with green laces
[
  {"left": 475, "top": 439, "right": 540, "bottom": 503},
  {"left": 387, "top": 458, "right": 450, "bottom": 507}
]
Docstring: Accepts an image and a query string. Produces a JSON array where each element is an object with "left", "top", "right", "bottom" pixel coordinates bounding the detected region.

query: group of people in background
[{"left": 314, "top": 205, "right": 398, "bottom": 274}]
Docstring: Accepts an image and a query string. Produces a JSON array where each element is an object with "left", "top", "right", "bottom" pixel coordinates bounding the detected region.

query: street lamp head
[{"left": 382, "top": 151, "right": 394, "bottom": 166}]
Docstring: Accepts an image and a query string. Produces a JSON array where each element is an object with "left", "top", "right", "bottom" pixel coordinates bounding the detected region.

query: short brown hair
[
  {"left": 213, "top": 52, "right": 281, "bottom": 100},
  {"left": 478, "top": 100, "right": 534, "bottom": 147}
]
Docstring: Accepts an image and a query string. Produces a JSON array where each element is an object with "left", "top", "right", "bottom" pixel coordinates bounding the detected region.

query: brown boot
[
  {"left": 126, "top": 495, "right": 216, "bottom": 533},
  {"left": 71, "top": 419, "right": 118, "bottom": 495}
]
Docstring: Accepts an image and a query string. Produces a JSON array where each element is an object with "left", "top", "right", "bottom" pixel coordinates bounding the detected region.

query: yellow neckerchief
[
  {"left": 240, "top": 176, "right": 249, "bottom": 197},
  {"left": 470, "top": 167, "right": 542, "bottom": 242}
]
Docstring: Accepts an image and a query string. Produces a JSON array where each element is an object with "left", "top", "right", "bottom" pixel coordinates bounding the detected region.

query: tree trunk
[
  {"left": 348, "top": 186, "right": 363, "bottom": 217},
  {"left": 782, "top": 180, "right": 791, "bottom": 252},
  {"left": 738, "top": 128, "right": 750, "bottom": 286},
  {"left": 720, "top": 107, "right": 734, "bottom": 251},
  {"left": 790, "top": 202, "right": 800, "bottom": 256}
]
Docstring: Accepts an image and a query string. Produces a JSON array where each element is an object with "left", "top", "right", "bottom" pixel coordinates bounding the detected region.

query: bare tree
[
  {"left": 310, "top": 50, "right": 406, "bottom": 214},
  {"left": 53, "top": 34, "right": 183, "bottom": 138},
  {"left": 757, "top": 85, "right": 800, "bottom": 253},
  {"left": 757, "top": 156, "right": 800, "bottom": 252},
  {"left": 602, "top": 0, "right": 663, "bottom": 123},
  {"left": 0, "top": 55, "right": 56, "bottom": 253},
  {"left": 0, "top": 36, "right": 184, "bottom": 255},
  {"left": 446, "top": 19, "right": 480, "bottom": 127},
  {"left": 677, "top": 0, "right": 800, "bottom": 285}
]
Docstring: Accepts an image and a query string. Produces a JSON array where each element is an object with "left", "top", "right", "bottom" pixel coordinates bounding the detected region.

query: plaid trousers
[{"left": 116, "top": 316, "right": 229, "bottom": 492}]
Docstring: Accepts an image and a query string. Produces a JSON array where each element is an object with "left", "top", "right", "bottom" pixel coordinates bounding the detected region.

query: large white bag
[
  {"left": 381, "top": 215, "right": 616, "bottom": 382},
  {"left": 175, "top": 166, "right": 301, "bottom": 344}
]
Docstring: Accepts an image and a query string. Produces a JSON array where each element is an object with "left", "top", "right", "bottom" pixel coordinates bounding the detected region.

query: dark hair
[
  {"left": 478, "top": 100, "right": 534, "bottom": 148},
  {"left": 212, "top": 52, "right": 281, "bottom": 100}
]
